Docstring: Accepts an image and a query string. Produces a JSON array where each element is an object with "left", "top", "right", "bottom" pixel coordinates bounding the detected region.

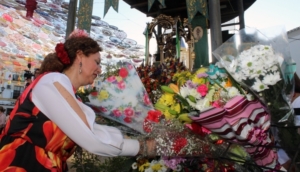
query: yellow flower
[
  {"left": 192, "top": 77, "right": 206, "bottom": 85},
  {"left": 160, "top": 93, "right": 175, "bottom": 106},
  {"left": 151, "top": 163, "right": 163, "bottom": 171},
  {"left": 195, "top": 67, "right": 208, "bottom": 74},
  {"left": 163, "top": 110, "right": 173, "bottom": 120},
  {"left": 98, "top": 90, "right": 109, "bottom": 101},
  {"left": 171, "top": 103, "right": 181, "bottom": 114},
  {"left": 116, "top": 76, "right": 123, "bottom": 82},
  {"left": 139, "top": 162, "right": 150, "bottom": 172}
]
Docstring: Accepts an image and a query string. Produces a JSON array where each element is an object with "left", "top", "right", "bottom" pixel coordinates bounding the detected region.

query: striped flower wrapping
[{"left": 190, "top": 95, "right": 279, "bottom": 169}]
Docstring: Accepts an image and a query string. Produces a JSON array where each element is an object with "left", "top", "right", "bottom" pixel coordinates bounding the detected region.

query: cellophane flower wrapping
[
  {"left": 87, "top": 61, "right": 155, "bottom": 134},
  {"left": 212, "top": 26, "right": 295, "bottom": 125}
]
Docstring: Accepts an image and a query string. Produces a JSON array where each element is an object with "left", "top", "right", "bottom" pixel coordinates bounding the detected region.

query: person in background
[
  {"left": 34, "top": 68, "right": 40, "bottom": 79},
  {"left": 23, "top": 0, "right": 37, "bottom": 19},
  {"left": 24, "top": 73, "right": 32, "bottom": 88},
  {"left": 0, "top": 29, "right": 155, "bottom": 171},
  {"left": 0, "top": 106, "right": 5, "bottom": 132}
]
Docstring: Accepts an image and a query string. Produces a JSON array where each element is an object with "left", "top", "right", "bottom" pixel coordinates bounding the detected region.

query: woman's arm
[{"left": 32, "top": 73, "right": 139, "bottom": 156}]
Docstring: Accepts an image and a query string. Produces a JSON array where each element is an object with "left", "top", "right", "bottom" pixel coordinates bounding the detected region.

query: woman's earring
[{"left": 79, "top": 62, "right": 82, "bottom": 74}]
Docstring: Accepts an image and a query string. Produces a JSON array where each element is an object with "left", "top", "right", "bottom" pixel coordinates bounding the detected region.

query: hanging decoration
[
  {"left": 148, "top": 0, "right": 166, "bottom": 11},
  {"left": 186, "top": 0, "right": 208, "bottom": 22},
  {"left": 104, "top": 0, "right": 119, "bottom": 17},
  {"left": 77, "top": 0, "right": 94, "bottom": 33}
]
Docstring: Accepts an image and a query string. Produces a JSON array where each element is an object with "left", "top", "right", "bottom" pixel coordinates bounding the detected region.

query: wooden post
[
  {"left": 66, "top": 0, "right": 78, "bottom": 38},
  {"left": 209, "top": 0, "right": 222, "bottom": 63},
  {"left": 237, "top": 0, "right": 245, "bottom": 29}
]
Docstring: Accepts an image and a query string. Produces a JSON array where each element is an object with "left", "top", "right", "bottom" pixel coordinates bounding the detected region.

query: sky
[{"left": 91, "top": 0, "right": 300, "bottom": 54}]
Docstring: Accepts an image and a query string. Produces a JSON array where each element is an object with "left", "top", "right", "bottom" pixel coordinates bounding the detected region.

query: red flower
[
  {"left": 55, "top": 43, "right": 70, "bottom": 65},
  {"left": 124, "top": 117, "right": 132, "bottom": 123},
  {"left": 124, "top": 107, "right": 134, "bottom": 117},
  {"left": 173, "top": 137, "right": 188, "bottom": 154},
  {"left": 185, "top": 123, "right": 211, "bottom": 137},
  {"left": 143, "top": 110, "right": 162, "bottom": 133},
  {"left": 112, "top": 109, "right": 122, "bottom": 117},
  {"left": 146, "top": 110, "right": 161, "bottom": 122},
  {"left": 119, "top": 68, "right": 128, "bottom": 78}
]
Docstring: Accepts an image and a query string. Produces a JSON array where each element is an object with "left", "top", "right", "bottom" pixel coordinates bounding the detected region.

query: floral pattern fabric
[
  {"left": 88, "top": 62, "right": 155, "bottom": 133},
  {"left": 0, "top": 74, "right": 76, "bottom": 172}
]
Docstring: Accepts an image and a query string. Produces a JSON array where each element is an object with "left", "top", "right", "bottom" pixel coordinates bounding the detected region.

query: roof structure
[{"left": 123, "top": 0, "right": 256, "bottom": 25}]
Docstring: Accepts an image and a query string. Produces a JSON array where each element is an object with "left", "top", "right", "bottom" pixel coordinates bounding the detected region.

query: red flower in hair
[{"left": 55, "top": 43, "right": 70, "bottom": 64}]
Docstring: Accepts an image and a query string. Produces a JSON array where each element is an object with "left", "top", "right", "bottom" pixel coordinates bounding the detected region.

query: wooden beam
[
  {"left": 147, "top": 6, "right": 187, "bottom": 16},
  {"left": 130, "top": 2, "right": 147, "bottom": 8}
]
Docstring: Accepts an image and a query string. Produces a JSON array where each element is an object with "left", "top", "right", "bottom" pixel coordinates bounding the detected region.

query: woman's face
[{"left": 81, "top": 52, "right": 101, "bottom": 85}]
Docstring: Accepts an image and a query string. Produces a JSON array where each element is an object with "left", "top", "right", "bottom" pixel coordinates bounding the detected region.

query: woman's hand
[{"left": 137, "top": 138, "right": 156, "bottom": 158}]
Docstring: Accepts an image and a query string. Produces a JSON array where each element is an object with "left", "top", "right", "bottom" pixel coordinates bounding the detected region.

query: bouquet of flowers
[
  {"left": 212, "top": 26, "right": 296, "bottom": 125},
  {"left": 154, "top": 63, "right": 281, "bottom": 170},
  {"left": 86, "top": 61, "right": 155, "bottom": 134},
  {"left": 85, "top": 60, "right": 263, "bottom": 171}
]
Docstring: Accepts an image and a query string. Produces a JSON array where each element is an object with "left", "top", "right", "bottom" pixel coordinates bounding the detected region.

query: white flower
[
  {"left": 270, "top": 65, "right": 279, "bottom": 72},
  {"left": 189, "top": 88, "right": 201, "bottom": 99},
  {"left": 194, "top": 98, "right": 210, "bottom": 111},
  {"left": 227, "top": 87, "right": 241, "bottom": 98},
  {"left": 262, "top": 72, "right": 281, "bottom": 85},
  {"left": 252, "top": 78, "right": 269, "bottom": 92},
  {"left": 246, "top": 93, "right": 254, "bottom": 101},
  {"left": 132, "top": 162, "right": 137, "bottom": 169},
  {"left": 145, "top": 168, "right": 153, "bottom": 172},
  {"left": 175, "top": 165, "right": 182, "bottom": 171},
  {"left": 179, "top": 86, "right": 189, "bottom": 98}
]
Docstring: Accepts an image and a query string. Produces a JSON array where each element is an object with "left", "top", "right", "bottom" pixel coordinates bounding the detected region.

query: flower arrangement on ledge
[{"left": 136, "top": 58, "right": 187, "bottom": 104}]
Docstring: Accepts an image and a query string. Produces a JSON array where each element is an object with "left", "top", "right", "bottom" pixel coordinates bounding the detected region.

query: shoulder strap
[{"left": 19, "top": 72, "right": 49, "bottom": 104}]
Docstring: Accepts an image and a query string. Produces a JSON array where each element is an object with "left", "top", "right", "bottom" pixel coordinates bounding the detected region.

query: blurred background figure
[
  {"left": 0, "top": 106, "right": 6, "bottom": 132},
  {"left": 34, "top": 68, "right": 40, "bottom": 79}
]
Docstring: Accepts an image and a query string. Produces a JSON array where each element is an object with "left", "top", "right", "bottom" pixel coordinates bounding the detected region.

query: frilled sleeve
[{"left": 31, "top": 73, "right": 139, "bottom": 156}]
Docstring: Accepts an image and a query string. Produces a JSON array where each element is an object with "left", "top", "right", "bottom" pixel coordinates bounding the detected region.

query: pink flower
[
  {"left": 117, "top": 80, "right": 126, "bottom": 90},
  {"left": 107, "top": 76, "right": 116, "bottom": 82},
  {"left": 112, "top": 109, "right": 122, "bottom": 117},
  {"left": 212, "top": 100, "right": 221, "bottom": 108},
  {"left": 197, "top": 84, "right": 208, "bottom": 97},
  {"left": 127, "top": 64, "right": 133, "bottom": 70},
  {"left": 124, "top": 107, "right": 134, "bottom": 117},
  {"left": 143, "top": 93, "right": 151, "bottom": 105}
]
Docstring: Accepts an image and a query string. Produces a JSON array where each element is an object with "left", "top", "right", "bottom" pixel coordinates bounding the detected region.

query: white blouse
[{"left": 32, "top": 73, "right": 139, "bottom": 156}]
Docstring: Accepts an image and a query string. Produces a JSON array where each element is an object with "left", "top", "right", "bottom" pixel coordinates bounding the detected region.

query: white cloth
[
  {"left": 292, "top": 96, "right": 300, "bottom": 126},
  {"left": 32, "top": 73, "right": 139, "bottom": 157}
]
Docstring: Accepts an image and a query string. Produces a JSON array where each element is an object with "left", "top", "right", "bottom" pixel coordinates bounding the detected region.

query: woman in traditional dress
[{"left": 0, "top": 29, "right": 154, "bottom": 171}]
